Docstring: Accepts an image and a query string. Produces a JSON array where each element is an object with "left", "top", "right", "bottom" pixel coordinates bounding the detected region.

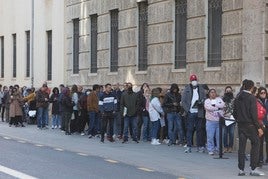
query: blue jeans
[
  {"left": 206, "top": 120, "right": 219, "bottom": 152},
  {"left": 223, "top": 123, "right": 235, "bottom": 148},
  {"left": 142, "top": 115, "right": 152, "bottom": 141},
  {"left": 113, "top": 111, "right": 122, "bottom": 135},
  {"left": 186, "top": 112, "right": 204, "bottom": 147},
  {"left": 52, "top": 114, "right": 61, "bottom": 127},
  {"left": 37, "top": 107, "right": 48, "bottom": 128},
  {"left": 167, "top": 112, "right": 184, "bottom": 144},
  {"left": 88, "top": 112, "right": 98, "bottom": 135},
  {"left": 123, "top": 116, "right": 138, "bottom": 141},
  {"left": 151, "top": 120, "right": 160, "bottom": 139}
]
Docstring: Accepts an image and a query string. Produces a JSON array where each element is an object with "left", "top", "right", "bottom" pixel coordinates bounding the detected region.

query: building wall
[
  {"left": 65, "top": 0, "right": 268, "bottom": 93},
  {"left": 0, "top": 0, "right": 65, "bottom": 88}
]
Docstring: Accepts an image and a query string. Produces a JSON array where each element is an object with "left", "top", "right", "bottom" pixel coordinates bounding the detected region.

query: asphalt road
[{"left": 0, "top": 137, "right": 178, "bottom": 179}]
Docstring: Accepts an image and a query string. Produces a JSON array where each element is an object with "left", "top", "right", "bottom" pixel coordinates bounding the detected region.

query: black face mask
[
  {"left": 128, "top": 87, "right": 133, "bottom": 93},
  {"left": 225, "top": 92, "right": 234, "bottom": 99}
]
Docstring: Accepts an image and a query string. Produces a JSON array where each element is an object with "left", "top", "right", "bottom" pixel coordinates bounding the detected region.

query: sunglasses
[{"left": 260, "top": 91, "right": 266, "bottom": 95}]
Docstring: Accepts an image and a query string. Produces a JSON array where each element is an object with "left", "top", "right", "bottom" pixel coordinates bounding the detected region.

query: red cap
[{"left": 190, "top": 74, "right": 197, "bottom": 81}]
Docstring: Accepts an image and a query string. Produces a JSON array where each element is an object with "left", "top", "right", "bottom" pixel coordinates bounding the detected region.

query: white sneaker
[
  {"left": 54, "top": 126, "right": 57, "bottom": 129},
  {"left": 250, "top": 168, "right": 265, "bottom": 176},
  {"left": 151, "top": 139, "right": 161, "bottom": 145},
  {"left": 51, "top": 125, "right": 54, "bottom": 129},
  {"left": 58, "top": 125, "right": 61, "bottom": 129}
]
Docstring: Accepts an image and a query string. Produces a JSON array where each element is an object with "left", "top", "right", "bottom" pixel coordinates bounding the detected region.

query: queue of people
[{"left": 0, "top": 76, "right": 267, "bottom": 176}]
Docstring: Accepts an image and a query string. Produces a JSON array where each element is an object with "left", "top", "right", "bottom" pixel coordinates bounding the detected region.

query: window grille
[
  {"left": 138, "top": 2, "right": 148, "bottom": 71},
  {"left": 208, "top": 0, "right": 222, "bottom": 67},
  {"left": 175, "top": 0, "right": 187, "bottom": 69},
  {"left": 90, "top": 14, "right": 98, "bottom": 73}
]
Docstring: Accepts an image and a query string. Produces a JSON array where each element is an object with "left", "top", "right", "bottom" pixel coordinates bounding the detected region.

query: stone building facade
[
  {"left": 65, "top": 0, "right": 268, "bottom": 92},
  {"left": 0, "top": 0, "right": 65, "bottom": 88}
]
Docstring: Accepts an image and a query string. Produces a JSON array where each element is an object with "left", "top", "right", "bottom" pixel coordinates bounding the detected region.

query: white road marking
[
  {"left": 17, "top": 140, "right": 26, "bottom": 143},
  {"left": 105, "top": 159, "right": 119, "bottom": 163},
  {"left": 54, "top": 148, "right": 64, "bottom": 151},
  {"left": 77, "top": 153, "right": 89, "bottom": 156},
  {"left": 3, "top": 137, "right": 11, "bottom": 140},
  {"left": 0, "top": 165, "right": 38, "bottom": 179},
  {"left": 138, "top": 167, "right": 154, "bottom": 172},
  {"left": 34, "top": 144, "right": 44, "bottom": 147}
]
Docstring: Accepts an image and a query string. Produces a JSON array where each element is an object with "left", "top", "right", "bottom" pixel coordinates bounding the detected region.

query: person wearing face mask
[
  {"left": 120, "top": 82, "right": 139, "bottom": 143},
  {"left": 222, "top": 86, "right": 235, "bottom": 153},
  {"left": 181, "top": 74, "right": 207, "bottom": 153}
]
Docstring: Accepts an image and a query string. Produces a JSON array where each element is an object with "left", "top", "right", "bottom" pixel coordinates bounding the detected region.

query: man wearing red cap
[{"left": 182, "top": 74, "right": 207, "bottom": 153}]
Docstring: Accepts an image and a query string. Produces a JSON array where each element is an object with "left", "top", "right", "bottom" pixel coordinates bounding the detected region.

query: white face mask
[
  {"left": 191, "top": 81, "right": 198, "bottom": 87},
  {"left": 86, "top": 91, "right": 90, "bottom": 95}
]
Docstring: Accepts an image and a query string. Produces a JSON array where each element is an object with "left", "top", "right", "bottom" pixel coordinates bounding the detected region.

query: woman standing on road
[{"left": 204, "top": 89, "right": 225, "bottom": 155}]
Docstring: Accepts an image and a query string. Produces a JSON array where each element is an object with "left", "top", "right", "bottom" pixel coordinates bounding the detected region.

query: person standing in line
[
  {"left": 222, "top": 86, "right": 235, "bottom": 153},
  {"left": 256, "top": 87, "right": 268, "bottom": 167},
  {"left": 49, "top": 87, "right": 60, "bottom": 129},
  {"left": 181, "top": 74, "right": 207, "bottom": 153},
  {"left": 87, "top": 84, "right": 100, "bottom": 138},
  {"left": 99, "top": 83, "right": 117, "bottom": 143},
  {"left": 120, "top": 82, "right": 139, "bottom": 143},
  {"left": 233, "top": 80, "right": 264, "bottom": 176},
  {"left": 61, "top": 87, "right": 74, "bottom": 135},
  {"left": 36, "top": 85, "right": 49, "bottom": 129},
  {"left": 149, "top": 88, "right": 164, "bottom": 145},
  {"left": 137, "top": 83, "right": 151, "bottom": 142},
  {"left": 1, "top": 86, "right": 8, "bottom": 122},
  {"left": 9, "top": 87, "right": 24, "bottom": 127},
  {"left": 0, "top": 84, "right": 3, "bottom": 121},
  {"left": 58, "top": 84, "right": 65, "bottom": 131},
  {"left": 71, "top": 84, "right": 79, "bottom": 133},
  {"left": 113, "top": 83, "right": 123, "bottom": 139},
  {"left": 163, "top": 83, "right": 184, "bottom": 146},
  {"left": 204, "top": 89, "right": 225, "bottom": 155}
]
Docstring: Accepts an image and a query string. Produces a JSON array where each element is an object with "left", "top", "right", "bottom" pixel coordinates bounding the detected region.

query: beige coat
[{"left": 9, "top": 92, "right": 23, "bottom": 118}]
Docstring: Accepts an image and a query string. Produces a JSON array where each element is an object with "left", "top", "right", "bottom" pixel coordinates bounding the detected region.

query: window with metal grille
[
  {"left": 90, "top": 14, "right": 98, "bottom": 73},
  {"left": 73, "top": 18, "right": 79, "bottom": 74},
  {"left": 110, "top": 9, "right": 119, "bottom": 72},
  {"left": 208, "top": 0, "right": 222, "bottom": 67},
  {"left": 26, "top": 31, "right": 30, "bottom": 77},
  {"left": 0, "top": 36, "right": 4, "bottom": 78},
  {"left": 138, "top": 2, "right": 148, "bottom": 71},
  {"left": 12, "top": 34, "right": 16, "bottom": 78},
  {"left": 47, "top": 30, "right": 52, "bottom": 81},
  {"left": 175, "top": 0, "right": 187, "bottom": 69}
]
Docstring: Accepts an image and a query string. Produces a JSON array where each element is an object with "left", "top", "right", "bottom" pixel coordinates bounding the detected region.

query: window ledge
[
  {"left": 107, "top": 72, "right": 118, "bottom": 76},
  {"left": 204, "top": 67, "right": 221, "bottom": 72},
  {"left": 88, "top": 73, "right": 97, "bottom": 77},
  {"left": 70, "top": 74, "right": 79, "bottom": 77},
  {"left": 135, "top": 70, "right": 147, "bottom": 75},
  {"left": 171, "top": 68, "right": 186, "bottom": 73}
]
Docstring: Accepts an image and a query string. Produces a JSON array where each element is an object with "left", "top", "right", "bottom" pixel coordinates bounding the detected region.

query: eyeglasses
[{"left": 260, "top": 91, "right": 266, "bottom": 95}]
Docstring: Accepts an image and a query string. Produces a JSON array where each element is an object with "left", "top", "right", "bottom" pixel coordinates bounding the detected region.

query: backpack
[{"left": 257, "top": 100, "right": 266, "bottom": 124}]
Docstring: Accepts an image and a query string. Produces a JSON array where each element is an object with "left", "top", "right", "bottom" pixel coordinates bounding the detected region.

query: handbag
[{"left": 257, "top": 100, "right": 266, "bottom": 124}]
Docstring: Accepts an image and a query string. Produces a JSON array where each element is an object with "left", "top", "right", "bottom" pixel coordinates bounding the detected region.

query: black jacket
[
  {"left": 233, "top": 91, "right": 260, "bottom": 129},
  {"left": 163, "top": 92, "right": 181, "bottom": 113}
]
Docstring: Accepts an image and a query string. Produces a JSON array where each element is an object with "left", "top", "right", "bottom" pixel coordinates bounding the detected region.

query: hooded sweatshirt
[{"left": 233, "top": 90, "right": 260, "bottom": 129}]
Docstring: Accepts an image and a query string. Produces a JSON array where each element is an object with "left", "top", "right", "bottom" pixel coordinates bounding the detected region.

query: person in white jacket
[
  {"left": 149, "top": 88, "right": 164, "bottom": 145},
  {"left": 204, "top": 88, "right": 225, "bottom": 155}
]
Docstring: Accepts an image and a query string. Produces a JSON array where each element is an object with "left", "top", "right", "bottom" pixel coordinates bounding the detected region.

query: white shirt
[
  {"left": 190, "top": 88, "right": 199, "bottom": 113},
  {"left": 149, "top": 97, "right": 164, "bottom": 122}
]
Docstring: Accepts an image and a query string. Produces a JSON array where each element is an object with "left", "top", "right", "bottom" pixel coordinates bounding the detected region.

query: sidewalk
[{"left": 0, "top": 122, "right": 267, "bottom": 179}]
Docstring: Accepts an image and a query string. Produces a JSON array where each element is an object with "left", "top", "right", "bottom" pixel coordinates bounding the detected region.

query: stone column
[{"left": 242, "top": 0, "right": 266, "bottom": 86}]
